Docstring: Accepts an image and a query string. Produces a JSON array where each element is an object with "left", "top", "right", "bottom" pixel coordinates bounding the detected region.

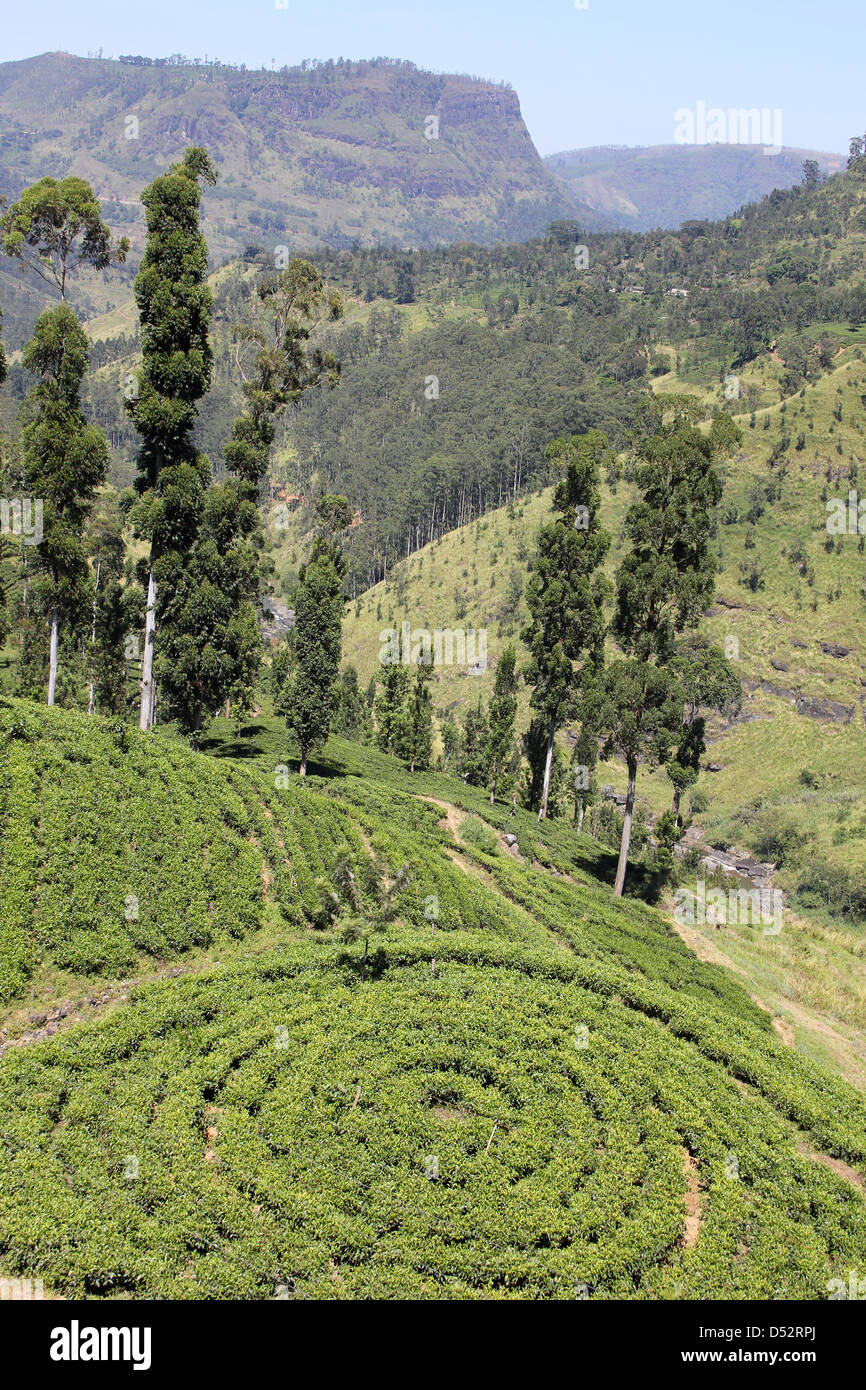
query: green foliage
[
  {"left": 0, "top": 698, "right": 262, "bottom": 1001},
  {"left": 332, "top": 665, "right": 371, "bottom": 743},
  {"left": 126, "top": 147, "right": 218, "bottom": 732},
  {"left": 285, "top": 534, "right": 346, "bottom": 772},
  {"left": 374, "top": 660, "right": 410, "bottom": 755},
  {"left": 399, "top": 656, "right": 434, "bottom": 772},
  {"left": 17, "top": 304, "right": 110, "bottom": 702},
  {"left": 485, "top": 642, "right": 518, "bottom": 802},
  {"left": 459, "top": 814, "right": 499, "bottom": 856},
  {"left": 522, "top": 431, "right": 611, "bottom": 817},
  {"left": 1, "top": 702, "right": 866, "bottom": 1299},
  {"left": 0, "top": 174, "right": 128, "bottom": 300},
  {"left": 459, "top": 698, "right": 489, "bottom": 787}
]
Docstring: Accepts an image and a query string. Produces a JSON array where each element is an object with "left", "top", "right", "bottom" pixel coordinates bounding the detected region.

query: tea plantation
[{"left": 1, "top": 697, "right": 865, "bottom": 1299}]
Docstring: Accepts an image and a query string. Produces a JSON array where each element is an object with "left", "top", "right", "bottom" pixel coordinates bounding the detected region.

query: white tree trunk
[
  {"left": 613, "top": 760, "right": 637, "bottom": 898},
  {"left": 140, "top": 570, "right": 157, "bottom": 732},
  {"left": 538, "top": 720, "right": 555, "bottom": 822},
  {"left": 47, "top": 615, "right": 58, "bottom": 707}
]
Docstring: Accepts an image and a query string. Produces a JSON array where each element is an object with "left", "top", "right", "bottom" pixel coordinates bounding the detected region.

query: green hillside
[
  {"left": 1, "top": 697, "right": 865, "bottom": 1299},
  {"left": 6, "top": 149, "right": 866, "bottom": 593},
  {"left": 0, "top": 51, "right": 589, "bottom": 339}
]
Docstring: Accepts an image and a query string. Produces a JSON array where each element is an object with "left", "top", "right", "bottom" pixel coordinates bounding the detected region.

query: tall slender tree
[
  {"left": 400, "top": 653, "right": 434, "bottom": 772},
  {"left": 599, "top": 399, "right": 735, "bottom": 896},
  {"left": 375, "top": 660, "right": 410, "bottom": 753},
  {"left": 285, "top": 495, "right": 350, "bottom": 775},
  {"left": 85, "top": 495, "right": 129, "bottom": 715},
  {"left": 522, "top": 431, "right": 611, "bottom": 820},
  {"left": 125, "top": 147, "right": 217, "bottom": 731},
  {"left": 18, "top": 306, "right": 109, "bottom": 704},
  {"left": 1, "top": 179, "right": 126, "bottom": 703},
  {"left": 485, "top": 642, "right": 518, "bottom": 804}
]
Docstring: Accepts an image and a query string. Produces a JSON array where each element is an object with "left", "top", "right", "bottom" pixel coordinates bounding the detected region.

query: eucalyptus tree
[
  {"left": 125, "top": 147, "right": 217, "bottom": 731},
  {"left": 522, "top": 431, "right": 611, "bottom": 820},
  {"left": 0, "top": 176, "right": 128, "bottom": 301},
  {"left": 285, "top": 495, "right": 351, "bottom": 775},
  {"left": 598, "top": 398, "right": 736, "bottom": 896},
  {"left": 18, "top": 307, "right": 109, "bottom": 704}
]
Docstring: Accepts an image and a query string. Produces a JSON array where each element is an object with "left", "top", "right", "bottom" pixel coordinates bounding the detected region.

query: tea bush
[{"left": 2, "top": 701, "right": 865, "bottom": 1299}]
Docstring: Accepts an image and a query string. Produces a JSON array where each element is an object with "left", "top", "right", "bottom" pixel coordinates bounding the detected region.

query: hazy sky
[{"left": 3, "top": 0, "right": 861, "bottom": 156}]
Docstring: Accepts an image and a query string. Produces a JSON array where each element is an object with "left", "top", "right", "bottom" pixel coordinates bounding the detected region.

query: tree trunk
[
  {"left": 490, "top": 776, "right": 496, "bottom": 806},
  {"left": 538, "top": 719, "right": 555, "bottom": 822},
  {"left": 47, "top": 614, "right": 58, "bottom": 707},
  {"left": 87, "top": 558, "right": 101, "bottom": 716},
  {"left": 299, "top": 752, "right": 307, "bottom": 777},
  {"left": 613, "top": 758, "right": 638, "bottom": 898},
  {"left": 672, "top": 786, "right": 681, "bottom": 818},
  {"left": 192, "top": 703, "right": 202, "bottom": 752},
  {"left": 577, "top": 800, "right": 585, "bottom": 833},
  {"left": 140, "top": 570, "right": 157, "bottom": 732}
]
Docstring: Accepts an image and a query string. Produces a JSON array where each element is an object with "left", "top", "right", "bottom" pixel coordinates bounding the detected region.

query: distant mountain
[
  {"left": 0, "top": 51, "right": 599, "bottom": 270},
  {"left": 545, "top": 144, "right": 846, "bottom": 231}
]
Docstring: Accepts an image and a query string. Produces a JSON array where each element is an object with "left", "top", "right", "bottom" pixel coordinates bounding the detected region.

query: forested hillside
[
  {"left": 0, "top": 50, "right": 584, "bottom": 319},
  {"left": 1, "top": 45, "right": 866, "bottom": 1313},
  {"left": 5, "top": 154, "right": 865, "bottom": 595}
]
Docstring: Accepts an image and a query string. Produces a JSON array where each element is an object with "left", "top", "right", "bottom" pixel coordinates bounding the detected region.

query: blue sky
[{"left": 4, "top": 0, "right": 862, "bottom": 156}]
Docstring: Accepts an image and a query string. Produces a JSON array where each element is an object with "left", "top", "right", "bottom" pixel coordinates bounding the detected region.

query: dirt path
[
  {"left": 680, "top": 1148, "right": 703, "bottom": 1248},
  {"left": 0, "top": 964, "right": 191, "bottom": 1057},
  {"left": 795, "top": 1138, "right": 866, "bottom": 1193},
  {"left": 419, "top": 796, "right": 467, "bottom": 839}
]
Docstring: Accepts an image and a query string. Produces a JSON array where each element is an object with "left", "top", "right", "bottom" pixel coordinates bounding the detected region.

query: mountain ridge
[{"left": 546, "top": 142, "right": 848, "bottom": 231}]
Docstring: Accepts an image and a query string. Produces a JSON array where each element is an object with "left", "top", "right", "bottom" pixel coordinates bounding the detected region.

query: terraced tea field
[{"left": 1, "top": 697, "right": 865, "bottom": 1299}]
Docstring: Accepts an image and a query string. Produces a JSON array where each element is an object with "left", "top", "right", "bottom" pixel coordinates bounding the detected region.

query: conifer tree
[
  {"left": 18, "top": 306, "right": 109, "bottom": 705},
  {"left": 598, "top": 399, "right": 734, "bottom": 896},
  {"left": 375, "top": 659, "right": 410, "bottom": 753},
  {"left": 400, "top": 654, "right": 434, "bottom": 772},
  {"left": 459, "top": 698, "right": 489, "bottom": 786},
  {"left": 485, "top": 642, "right": 518, "bottom": 804},
  {"left": 522, "top": 431, "right": 611, "bottom": 820},
  {"left": 125, "top": 148, "right": 217, "bottom": 731},
  {"left": 285, "top": 496, "right": 350, "bottom": 775},
  {"left": 333, "top": 665, "right": 370, "bottom": 742}
]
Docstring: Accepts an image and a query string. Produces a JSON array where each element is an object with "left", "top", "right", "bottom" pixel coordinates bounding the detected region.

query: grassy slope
[
  {"left": 0, "top": 697, "right": 865, "bottom": 1299},
  {"left": 334, "top": 345, "right": 866, "bottom": 839},
  {"left": 325, "top": 345, "right": 866, "bottom": 1080}
]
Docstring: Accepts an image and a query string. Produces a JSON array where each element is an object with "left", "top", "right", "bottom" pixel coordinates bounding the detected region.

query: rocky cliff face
[{"left": 0, "top": 53, "right": 592, "bottom": 257}]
